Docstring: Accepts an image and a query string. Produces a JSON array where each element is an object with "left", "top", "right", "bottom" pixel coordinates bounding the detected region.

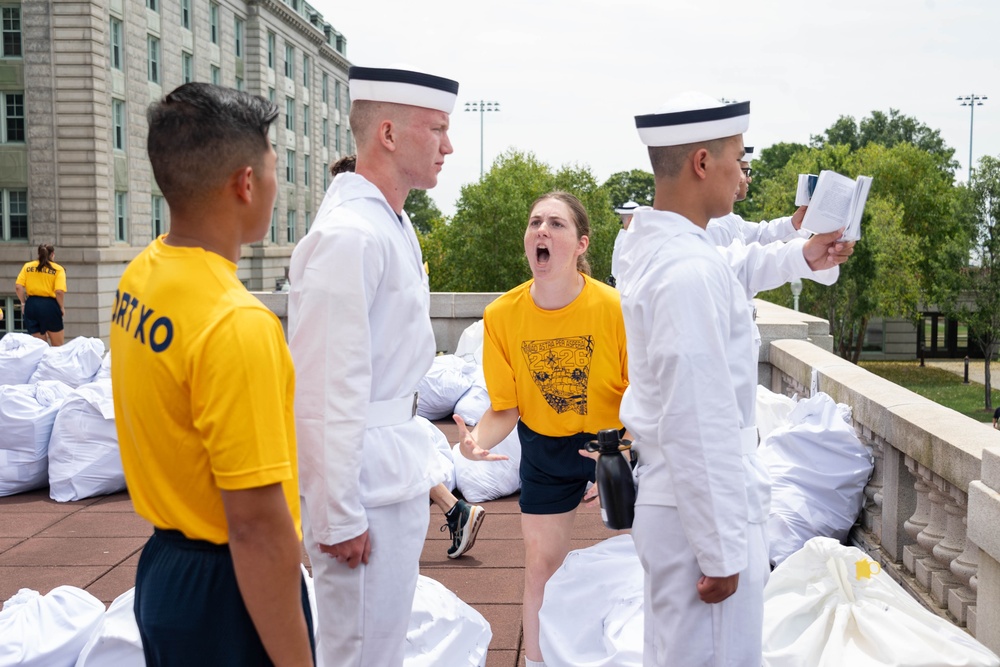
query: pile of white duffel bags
[
  {"left": 0, "top": 334, "right": 122, "bottom": 502},
  {"left": 417, "top": 320, "right": 523, "bottom": 503},
  {"left": 536, "top": 386, "right": 1000, "bottom": 667},
  {"left": 0, "top": 569, "right": 492, "bottom": 667}
]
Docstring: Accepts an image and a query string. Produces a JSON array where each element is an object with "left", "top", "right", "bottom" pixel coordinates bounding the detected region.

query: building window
[
  {"left": 235, "top": 76, "right": 244, "bottom": 91},
  {"left": 267, "top": 87, "right": 274, "bottom": 102},
  {"left": 1, "top": 189, "right": 27, "bottom": 240},
  {"left": 305, "top": 210, "right": 311, "bottom": 233},
  {"left": 304, "top": 155, "right": 310, "bottom": 187},
  {"left": 112, "top": 98, "right": 125, "bottom": 151},
  {"left": 286, "top": 149, "right": 295, "bottom": 183},
  {"left": 322, "top": 118, "right": 328, "bottom": 147},
  {"left": 285, "top": 97, "right": 294, "bottom": 131},
  {"left": 209, "top": 3, "right": 219, "bottom": 44},
  {"left": 302, "top": 55, "right": 309, "bottom": 87},
  {"left": 287, "top": 210, "right": 296, "bottom": 243},
  {"left": 181, "top": 51, "right": 193, "bottom": 83},
  {"left": 1, "top": 296, "right": 24, "bottom": 334},
  {"left": 211, "top": 65, "right": 220, "bottom": 85},
  {"left": 303, "top": 104, "right": 309, "bottom": 135},
  {"left": 109, "top": 17, "right": 123, "bottom": 70},
  {"left": 146, "top": 0, "right": 157, "bottom": 12},
  {"left": 335, "top": 123, "right": 340, "bottom": 152},
  {"left": 284, "top": 44, "right": 293, "bottom": 78},
  {"left": 346, "top": 128, "right": 352, "bottom": 152},
  {"left": 147, "top": 35, "right": 160, "bottom": 83},
  {"left": 334, "top": 80, "right": 341, "bottom": 110},
  {"left": 2, "top": 91, "right": 23, "bottom": 143},
  {"left": 1, "top": 7, "right": 21, "bottom": 58},
  {"left": 151, "top": 195, "right": 166, "bottom": 238},
  {"left": 322, "top": 73, "right": 328, "bottom": 103},
  {"left": 322, "top": 164, "right": 327, "bottom": 189},
  {"left": 267, "top": 32, "right": 275, "bottom": 69},
  {"left": 180, "top": 0, "right": 190, "bottom": 28},
  {"left": 234, "top": 17, "right": 244, "bottom": 57},
  {"left": 270, "top": 207, "right": 277, "bottom": 243},
  {"left": 114, "top": 192, "right": 128, "bottom": 242}
]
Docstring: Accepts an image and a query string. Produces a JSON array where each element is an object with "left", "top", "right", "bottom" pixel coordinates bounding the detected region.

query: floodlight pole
[
  {"left": 464, "top": 100, "right": 500, "bottom": 178},
  {"left": 957, "top": 94, "right": 988, "bottom": 178}
]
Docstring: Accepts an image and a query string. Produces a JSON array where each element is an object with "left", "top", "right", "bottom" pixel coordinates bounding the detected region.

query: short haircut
[
  {"left": 147, "top": 83, "right": 279, "bottom": 209},
  {"left": 648, "top": 137, "right": 731, "bottom": 179},
  {"left": 530, "top": 191, "right": 592, "bottom": 276},
  {"left": 330, "top": 154, "right": 357, "bottom": 176},
  {"left": 349, "top": 100, "right": 412, "bottom": 149}
]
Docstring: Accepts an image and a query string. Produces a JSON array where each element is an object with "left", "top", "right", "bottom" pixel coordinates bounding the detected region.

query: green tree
[
  {"left": 954, "top": 155, "right": 1000, "bottom": 410},
  {"left": 403, "top": 189, "right": 443, "bottom": 235},
  {"left": 424, "top": 149, "right": 621, "bottom": 292},
  {"left": 735, "top": 141, "right": 807, "bottom": 220},
  {"left": 602, "top": 169, "right": 655, "bottom": 209}
]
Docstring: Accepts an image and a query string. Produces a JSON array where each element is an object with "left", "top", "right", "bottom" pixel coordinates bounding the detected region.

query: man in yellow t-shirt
[{"left": 111, "top": 83, "right": 313, "bottom": 667}]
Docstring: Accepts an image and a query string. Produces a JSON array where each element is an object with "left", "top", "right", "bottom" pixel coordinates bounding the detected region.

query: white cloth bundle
[
  {"left": 453, "top": 319, "right": 484, "bottom": 365},
  {"left": 453, "top": 366, "right": 491, "bottom": 427},
  {"left": 48, "top": 380, "right": 126, "bottom": 502},
  {"left": 759, "top": 392, "right": 873, "bottom": 567},
  {"left": 755, "top": 384, "right": 797, "bottom": 442},
  {"left": 0, "top": 380, "right": 74, "bottom": 496},
  {"left": 538, "top": 534, "right": 644, "bottom": 667},
  {"left": 452, "top": 425, "right": 521, "bottom": 503},
  {"left": 74, "top": 588, "right": 144, "bottom": 666},
  {"left": 0, "top": 333, "right": 49, "bottom": 386},
  {"left": 416, "top": 354, "right": 477, "bottom": 420},
  {"left": 0, "top": 587, "right": 106, "bottom": 667},
  {"left": 763, "top": 537, "right": 1000, "bottom": 667},
  {"left": 94, "top": 351, "right": 112, "bottom": 382},
  {"left": 29, "top": 337, "right": 105, "bottom": 388},
  {"left": 404, "top": 575, "right": 492, "bottom": 667}
]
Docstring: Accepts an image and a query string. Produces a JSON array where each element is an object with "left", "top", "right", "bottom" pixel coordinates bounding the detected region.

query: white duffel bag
[
  {"left": 453, "top": 366, "right": 491, "bottom": 427},
  {"left": 416, "top": 355, "right": 476, "bottom": 421},
  {"left": 759, "top": 392, "right": 873, "bottom": 567},
  {"left": 454, "top": 319, "right": 484, "bottom": 365},
  {"left": 94, "top": 351, "right": 112, "bottom": 382},
  {"left": 404, "top": 575, "right": 492, "bottom": 667},
  {"left": 538, "top": 534, "right": 644, "bottom": 667},
  {"left": 74, "top": 587, "right": 144, "bottom": 666},
  {"left": 755, "top": 384, "right": 797, "bottom": 442},
  {"left": 48, "top": 380, "right": 125, "bottom": 502},
  {"left": 763, "top": 537, "right": 999, "bottom": 667},
  {"left": 29, "top": 336, "right": 105, "bottom": 388},
  {"left": 0, "top": 586, "right": 106, "bottom": 667},
  {"left": 0, "top": 333, "right": 49, "bottom": 386},
  {"left": 0, "top": 380, "right": 74, "bottom": 496},
  {"left": 452, "top": 424, "right": 521, "bottom": 503}
]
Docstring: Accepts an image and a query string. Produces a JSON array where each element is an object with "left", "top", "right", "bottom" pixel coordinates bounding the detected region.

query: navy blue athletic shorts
[
  {"left": 517, "top": 420, "right": 598, "bottom": 515},
  {"left": 134, "top": 528, "right": 315, "bottom": 667},
  {"left": 23, "top": 296, "right": 62, "bottom": 334}
]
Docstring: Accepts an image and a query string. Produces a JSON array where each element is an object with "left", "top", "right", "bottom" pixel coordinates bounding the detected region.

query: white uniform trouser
[
  {"left": 304, "top": 495, "right": 429, "bottom": 667},
  {"left": 632, "top": 505, "right": 769, "bottom": 667}
]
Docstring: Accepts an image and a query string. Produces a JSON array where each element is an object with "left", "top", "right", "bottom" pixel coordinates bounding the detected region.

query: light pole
[
  {"left": 957, "top": 94, "right": 988, "bottom": 178},
  {"left": 464, "top": 100, "right": 500, "bottom": 178},
  {"left": 790, "top": 279, "right": 803, "bottom": 312}
]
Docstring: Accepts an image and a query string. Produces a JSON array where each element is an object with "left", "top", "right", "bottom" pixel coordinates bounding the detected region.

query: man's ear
[
  {"left": 378, "top": 119, "right": 397, "bottom": 152},
  {"left": 691, "top": 147, "right": 710, "bottom": 180},
  {"left": 232, "top": 166, "right": 254, "bottom": 204}
]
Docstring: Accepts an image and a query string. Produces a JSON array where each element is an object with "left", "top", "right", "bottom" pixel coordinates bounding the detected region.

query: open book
[{"left": 795, "top": 171, "right": 872, "bottom": 242}]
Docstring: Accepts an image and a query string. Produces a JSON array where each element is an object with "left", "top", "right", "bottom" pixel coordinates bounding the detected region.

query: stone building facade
[{"left": 0, "top": 0, "right": 352, "bottom": 341}]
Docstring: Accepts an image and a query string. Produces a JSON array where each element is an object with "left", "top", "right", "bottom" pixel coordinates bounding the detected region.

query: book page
[
  {"left": 800, "top": 170, "right": 856, "bottom": 234},
  {"left": 842, "top": 176, "right": 873, "bottom": 241}
]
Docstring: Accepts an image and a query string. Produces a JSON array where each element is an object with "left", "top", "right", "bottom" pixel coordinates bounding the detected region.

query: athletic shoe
[{"left": 442, "top": 499, "right": 485, "bottom": 559}]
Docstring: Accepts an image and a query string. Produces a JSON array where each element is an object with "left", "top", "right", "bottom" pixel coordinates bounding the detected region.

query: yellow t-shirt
[
  {"left": 16, "top": 260, "right": 67, "bottom": 297},
  {"left": 110, "top": 237, "right": 302, "bottom": 544},
  {"left": 483, "top": 274, "right": 628, "bottom": 437}
]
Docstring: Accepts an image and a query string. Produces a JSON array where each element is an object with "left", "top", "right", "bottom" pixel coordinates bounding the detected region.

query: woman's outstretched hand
[{"left": 453, "top": 414, "right": 510, "bottom": 462}]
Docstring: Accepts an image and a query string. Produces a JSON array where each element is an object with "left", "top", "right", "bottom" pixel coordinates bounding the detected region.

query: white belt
[
  {"left": 740, "top": 426, "right": 759, "bottom": 455},
  {"left": 366, "top": 392, "right": 418, "bottom": 429}
]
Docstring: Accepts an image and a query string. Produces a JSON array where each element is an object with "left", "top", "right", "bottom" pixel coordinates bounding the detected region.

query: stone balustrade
[{"left": 769, "top": 337, "right": 1000, "bottom": 652}]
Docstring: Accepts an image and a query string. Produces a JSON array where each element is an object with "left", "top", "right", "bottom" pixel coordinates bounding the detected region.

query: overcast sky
[{"left": 310, "top": 0, "right": 999, "bottom": 217}]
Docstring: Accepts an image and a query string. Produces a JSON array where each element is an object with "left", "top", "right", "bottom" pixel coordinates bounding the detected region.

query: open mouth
[{"left": 536, "top": 246, "right": 550, "bottom": 263}]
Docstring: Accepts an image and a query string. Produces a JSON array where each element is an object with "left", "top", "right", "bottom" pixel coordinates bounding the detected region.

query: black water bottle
[{"left": 585, "top": 429, "right": 636, "bottom": 530}]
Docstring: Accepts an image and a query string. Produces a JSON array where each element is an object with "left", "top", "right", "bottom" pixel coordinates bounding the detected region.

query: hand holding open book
[{"left": 795, "top": 170, "right": 873, "bottom": 242}]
